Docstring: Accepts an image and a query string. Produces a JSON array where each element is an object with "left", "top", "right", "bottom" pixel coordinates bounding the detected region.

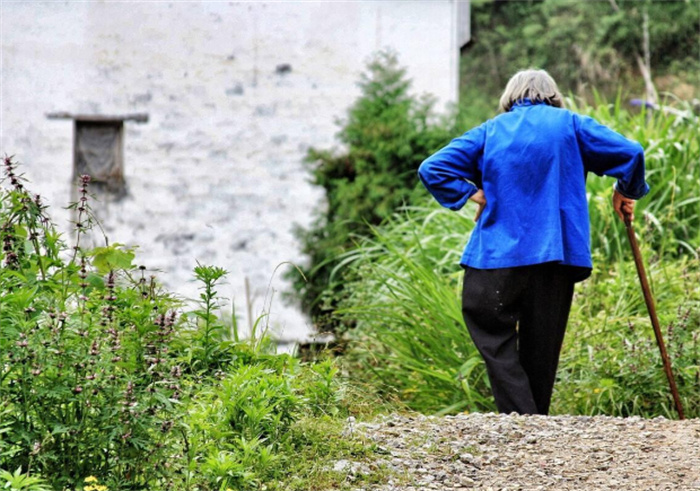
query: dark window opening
[
  {"left": 47, "top": 112, "right": 147, "bottom": 200},
  {"left": 74, "top": 120, "right": 126, "bottom": 197}
]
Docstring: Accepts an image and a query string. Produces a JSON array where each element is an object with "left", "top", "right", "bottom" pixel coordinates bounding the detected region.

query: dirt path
[{"left": 344, "top": 412, "right": 700, "bottom": 490}]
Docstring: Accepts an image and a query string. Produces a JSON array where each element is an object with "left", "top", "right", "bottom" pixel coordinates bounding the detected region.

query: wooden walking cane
[{"left": 624, "top": 214, "right": 685, "bottom": 419}]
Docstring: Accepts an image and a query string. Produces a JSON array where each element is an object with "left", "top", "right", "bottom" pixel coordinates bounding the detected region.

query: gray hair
[{"left": 499, "top": 69, "right": 564, "bottom": 112}]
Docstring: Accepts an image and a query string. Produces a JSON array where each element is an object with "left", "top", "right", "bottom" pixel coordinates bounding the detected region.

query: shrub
[
  {"left": 177, "top": 353, "right": 351, "bottom": 490},
  {"left": 293, "top": 50, "right": 456, "bottom": 330},
  {"left": 0, "top": 159, "right": 182, "bottom": 488},
  {"left": 0, "top": 157, "right": 400, "bottom": 491}
]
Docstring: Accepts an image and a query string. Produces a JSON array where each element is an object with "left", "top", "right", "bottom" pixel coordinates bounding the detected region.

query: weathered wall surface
[{"left": 1, "top": 1, "right": 462, "bottom": 342}]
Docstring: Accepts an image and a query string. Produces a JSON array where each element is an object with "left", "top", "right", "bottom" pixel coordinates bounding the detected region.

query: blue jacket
[{"left": 418, "top": 100, "right": 649, "bottom": 271}]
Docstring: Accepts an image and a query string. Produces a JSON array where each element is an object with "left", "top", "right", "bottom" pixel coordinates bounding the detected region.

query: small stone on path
[{"left": 344, "top": 412, "right": 700, "bottom": 490}]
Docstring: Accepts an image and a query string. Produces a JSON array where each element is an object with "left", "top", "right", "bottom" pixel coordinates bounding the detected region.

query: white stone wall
[{"left": 1, "top": 1, "right": 462, "bottom": 343}]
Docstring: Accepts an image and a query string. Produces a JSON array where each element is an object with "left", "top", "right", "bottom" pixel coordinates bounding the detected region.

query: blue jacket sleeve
[
  {"left": 417, "top": 124, "right": 485, "bottom": 211},
  {"left": 575, "top": 114, "right": 650, "bottom": 199}
]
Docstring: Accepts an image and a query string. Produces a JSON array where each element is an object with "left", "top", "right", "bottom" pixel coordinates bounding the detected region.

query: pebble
[{"left": 335, "top": 412, "right": 700, "bottom": 490}]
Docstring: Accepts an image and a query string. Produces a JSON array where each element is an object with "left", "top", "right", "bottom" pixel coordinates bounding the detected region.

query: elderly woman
[{"left": 418, "top": 69, "right": 649, "bottom": 415}]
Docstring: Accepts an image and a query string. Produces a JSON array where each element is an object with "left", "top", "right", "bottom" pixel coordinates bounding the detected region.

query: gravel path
[{"left": 342, "top": 412, "right": 700, "bottom": 490}]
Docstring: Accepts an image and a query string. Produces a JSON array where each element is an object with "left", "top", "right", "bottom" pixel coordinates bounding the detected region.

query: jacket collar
[{"left": 511, "top": 98, "right": 546, "bottom": 110}]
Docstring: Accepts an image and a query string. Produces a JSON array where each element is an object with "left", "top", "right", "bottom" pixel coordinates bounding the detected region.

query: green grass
[
  {"left": 333, "top": 99, "right": 700, "bottom": 418},
  {"left": 554, "top": 251, "right": 700, "bottom": 418},
  {"left": 336, "top": 205, "right": 494, "bottom": 415},
  {"left": 275, "top": 415, "right": 404, "bottom": 491},
  {"left": 572, "top": 95, "right": 700, "bottom": 261}
]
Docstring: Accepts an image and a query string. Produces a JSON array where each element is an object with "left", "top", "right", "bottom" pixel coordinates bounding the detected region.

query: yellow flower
[
  {"left": 593, "top": 388, "right": 602, "bottom": 394},
  {"left": 84, "top": 477, "right": 98, "bottom": 484}
]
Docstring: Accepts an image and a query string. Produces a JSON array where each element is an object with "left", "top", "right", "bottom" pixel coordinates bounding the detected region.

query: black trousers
[{"left": 461, "top": 263, "right": 576, "bottom": 415}]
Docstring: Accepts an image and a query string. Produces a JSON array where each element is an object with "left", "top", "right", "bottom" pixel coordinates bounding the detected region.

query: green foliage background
[{"left": 461, "top": 0, "right": 700, "bottom": 126}]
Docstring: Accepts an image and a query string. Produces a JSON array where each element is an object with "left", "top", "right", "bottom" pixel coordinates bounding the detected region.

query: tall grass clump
[
  {"left": 571, "top": 95, "right": 700, "bottom": 260},
  {"left": 336, "top": 205, "right": 495, "bottom": 414},
  {"left": 335, "top": 100, "right": 700, "bottom": 418},
  {"left": 555, "top": 250, "right": 700, "bottom": 418}
]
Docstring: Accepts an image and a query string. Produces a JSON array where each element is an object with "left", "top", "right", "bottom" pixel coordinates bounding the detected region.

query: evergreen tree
[{"left": 293, "top": 51, "right": 454, "bottom": 332}]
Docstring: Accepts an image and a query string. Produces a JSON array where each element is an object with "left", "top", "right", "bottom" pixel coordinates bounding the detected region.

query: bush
[
  {"left": 0, "top": 158, "right": 380, "bottom": 491},
  {"left": 333, "top": 101, "right": 700, "bottom": 418},
  {"left": 293, "top": 50, "right": 456, "bottom": 331},
  {"left": 181, "top": 355, "right": 347, "bottom": 490},
  {"left": 0, "top": 160, "right": 182, "bottom": 489}
]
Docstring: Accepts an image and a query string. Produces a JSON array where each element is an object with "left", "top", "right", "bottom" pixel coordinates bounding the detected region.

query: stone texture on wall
[{"left": 1, "top": 1, "right": 461, "bottom": 342}]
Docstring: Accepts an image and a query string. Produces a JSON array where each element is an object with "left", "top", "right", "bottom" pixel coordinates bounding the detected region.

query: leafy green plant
[
  {"left": 0, "top": 468, "right": 51, "bottom": 491},
  {"left": 177, "top": 263, "right": 234, "bottom": 374},
  {"left": 186, "top": 361, "right": 303, "bottom": 489},
  {"left": 0, "top": 158, "right": 401, "bottom": 491},
  {"left": 0, "top": 159, "right": 181, "bottom": 489},
  {"left": 292, "top": 50, "right": 456, "bottom": 330},
  {"left": 178, "top": 347, "right": 364, "bottom": 490},
  {"left": 298, "top": 357, "right": 343, "bottom": 417}
]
